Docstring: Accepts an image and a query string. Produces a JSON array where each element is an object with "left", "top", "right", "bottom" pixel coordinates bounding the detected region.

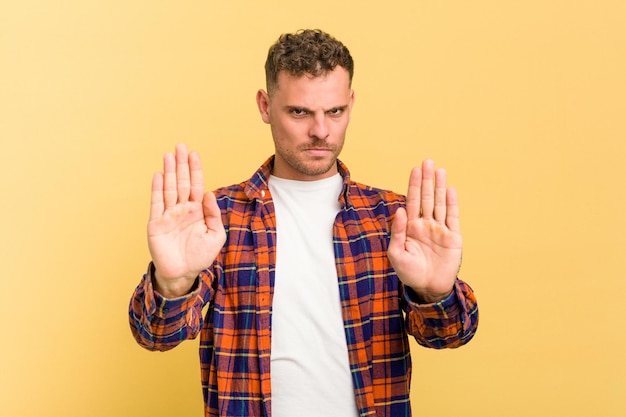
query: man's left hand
[{"left": 388, "top": 160, "right": 463, "bottom": 303}]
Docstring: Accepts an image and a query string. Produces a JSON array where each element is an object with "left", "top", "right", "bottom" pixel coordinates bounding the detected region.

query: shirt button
[{"left": 261, "top": 190, "right": 266, "bottom": 197}]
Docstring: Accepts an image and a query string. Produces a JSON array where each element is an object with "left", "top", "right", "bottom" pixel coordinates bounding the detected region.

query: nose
[{"left": 309, "top": 113, "right": 329, "bottom": 140}]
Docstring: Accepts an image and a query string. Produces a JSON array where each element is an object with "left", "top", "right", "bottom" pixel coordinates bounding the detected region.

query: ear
[
  {"left": 347, "top": 89, "right": 355, "bottom": 120},
  {"left": 256, "top": 89, "right": 271, "bottom": 124}
]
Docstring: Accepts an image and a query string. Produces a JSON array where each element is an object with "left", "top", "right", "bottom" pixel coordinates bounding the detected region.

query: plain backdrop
[{"left": 1, "top": 1, "right": 625, "bottom": 416}]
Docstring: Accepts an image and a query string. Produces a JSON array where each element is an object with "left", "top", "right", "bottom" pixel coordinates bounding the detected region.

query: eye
[
  {"left": 290, "top": 108, "right": 307, "bottom": 117},
  {"left": 326, "top": 107, "right": 344, "bottom": 117}
]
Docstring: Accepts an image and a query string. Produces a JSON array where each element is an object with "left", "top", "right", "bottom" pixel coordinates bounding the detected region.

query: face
[{"left": 256, "top": 66, "right": 355, "bottom": 181}]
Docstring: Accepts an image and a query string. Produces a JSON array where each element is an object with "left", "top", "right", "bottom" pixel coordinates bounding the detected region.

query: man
[{"left": 129, "top": 29, "right": 478, "bottom": 417}]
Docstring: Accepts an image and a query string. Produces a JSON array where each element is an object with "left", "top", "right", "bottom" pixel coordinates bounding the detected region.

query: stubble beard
[{"left": 276, "top": 139, "right": 343, "bottom": 178}]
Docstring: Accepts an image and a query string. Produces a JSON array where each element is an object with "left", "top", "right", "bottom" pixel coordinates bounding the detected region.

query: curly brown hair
[{"left": 264, "top": 29, "right": 354, "bottom": 95}]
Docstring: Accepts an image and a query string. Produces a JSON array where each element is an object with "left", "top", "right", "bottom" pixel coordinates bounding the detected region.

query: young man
[{"left": 130, "top": 29, "right": 478, "bottom": 417}]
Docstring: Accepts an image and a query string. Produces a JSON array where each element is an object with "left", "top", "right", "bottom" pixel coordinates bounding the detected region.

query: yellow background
[{"left": 1, "top": 1, "right": 625, "bottom": 416}]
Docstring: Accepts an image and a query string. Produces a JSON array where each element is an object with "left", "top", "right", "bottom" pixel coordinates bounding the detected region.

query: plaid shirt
[{"left": 129, "top": 157, "right": 479, "bottom": 417}]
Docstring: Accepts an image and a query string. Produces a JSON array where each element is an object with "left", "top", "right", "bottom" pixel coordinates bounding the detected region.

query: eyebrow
[{"left": 284, "top": 104, "right": 349, "bottom": 113}]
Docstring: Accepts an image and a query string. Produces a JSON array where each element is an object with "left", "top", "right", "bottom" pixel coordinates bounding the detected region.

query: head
[{"left": 257, "top": 29, "right": 356, "bottom": 181}]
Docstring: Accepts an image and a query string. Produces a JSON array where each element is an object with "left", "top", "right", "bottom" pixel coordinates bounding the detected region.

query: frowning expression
[{"left": 256, "top": 66, "right": 354, "bottom": 181}]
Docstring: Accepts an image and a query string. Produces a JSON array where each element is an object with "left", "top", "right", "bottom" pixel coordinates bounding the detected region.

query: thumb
[
  {"left": 202, "top": 191, "right": 224, "bottom": 233},
  {"left": 388, "top": 207, "right": 407, "bottom": 254}
]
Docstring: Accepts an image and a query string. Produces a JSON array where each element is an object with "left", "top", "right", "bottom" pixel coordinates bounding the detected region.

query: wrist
[
  {"left": 408, "top": 286, "right": 453, "bottom": 304},
  {"left": 152, "top": 266, "right": 199, "bottom": 299}
]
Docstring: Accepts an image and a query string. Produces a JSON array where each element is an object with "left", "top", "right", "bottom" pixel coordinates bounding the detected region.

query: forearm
[
  {"left": 404, "top": 278, "right": 479, "bottom": 349},
  {"left": 128, "top": 263, "right": 214, "bottom": 351}
]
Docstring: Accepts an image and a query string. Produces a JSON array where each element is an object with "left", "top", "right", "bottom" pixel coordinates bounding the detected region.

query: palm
[
  {"left": 388, "top": 160, "right": 462, "bottom": 302},
  {"left": 148, "top": 199, "right": 223, "bottom": 281}
]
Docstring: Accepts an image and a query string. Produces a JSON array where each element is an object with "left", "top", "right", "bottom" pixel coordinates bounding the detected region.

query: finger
[
  {"left": 445, "top": 186, "right": 461, "bottom": 233},
  {"left": 202, "top": 191, "right": 224, "bottom": 233},
  {"left": 162, "top": 152, "right": 177, "bottom": 209},
  {"left": 175, "top": 144, "right": 191, "bottom": 203},
  {"left": 189, "top": 151, "right": 205, "bottom": 202},
  {"left": 434, "top": 168, "right": 447, "bottom": 223},
  {"left": 405, "top": 167, "right": 422, "bottom": 220},
  {"left": 388, "top": 207, "right": 408, "bottom": 253},
  {"left": 420, "top": 159, "right": 435, "bottom": 220},
  {"left": 149, "top": 172, "right": 164, "bottom": 221}
]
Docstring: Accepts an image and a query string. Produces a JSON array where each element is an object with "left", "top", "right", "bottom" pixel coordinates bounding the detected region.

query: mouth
[{"left": 304, "top": 148, "right": 332, "bottom": 157}]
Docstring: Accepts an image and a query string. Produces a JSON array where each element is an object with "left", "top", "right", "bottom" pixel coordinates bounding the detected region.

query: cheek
[
  {"left": 331, "top": 118, "right": 350, "bottom": 136},
  {"left": 275, "top": 119, "right": 305, "bottom": 140}
]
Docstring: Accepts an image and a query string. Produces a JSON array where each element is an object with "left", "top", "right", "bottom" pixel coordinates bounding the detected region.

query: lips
[{"left": 304, "top": 148, "right": 332, "bottom": 157}]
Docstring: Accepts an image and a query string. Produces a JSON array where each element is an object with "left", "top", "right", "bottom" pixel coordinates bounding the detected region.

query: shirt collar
[{"left": 244, "top": 156, "right": 353, "bottom": 206}]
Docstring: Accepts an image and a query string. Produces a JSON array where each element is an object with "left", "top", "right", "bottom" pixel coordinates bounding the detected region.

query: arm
[
  {"left": 403, "top": 278, "right": 478, "bottom": 349},
  {"left": 129, "top": 144, "right": 226, "bottom": 350},
  {"left": 129, "top": 263, "right": 217, "bottom": 351},
  {"left": 388, "top": 160, "right": 478, "bottom": 345}
]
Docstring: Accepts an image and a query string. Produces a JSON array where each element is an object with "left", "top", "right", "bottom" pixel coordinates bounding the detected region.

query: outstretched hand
[
  {"left": 387, "top": 160, "right": 462, "bottom": 303},
  {"left": 147, "top": 144, "right": 226, "bottom": 298}
]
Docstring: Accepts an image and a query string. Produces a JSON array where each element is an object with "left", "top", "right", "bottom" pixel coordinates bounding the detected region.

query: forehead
[{"left": 272, "top": 67, "right": 352, "bottom": 105}]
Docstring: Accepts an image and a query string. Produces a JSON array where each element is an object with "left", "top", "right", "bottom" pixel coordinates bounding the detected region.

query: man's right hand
[{"left": 147, "top": 144, "right": 226, "bottom": 298}]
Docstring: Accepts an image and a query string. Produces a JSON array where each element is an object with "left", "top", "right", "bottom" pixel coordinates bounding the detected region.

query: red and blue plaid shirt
[{"left": 130, "top": 157, "right": 479, "bottom": 417}]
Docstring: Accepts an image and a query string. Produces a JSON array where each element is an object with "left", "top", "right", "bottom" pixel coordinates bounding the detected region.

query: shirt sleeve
[
  {"left": 403, "top": 278, "right": 479, "bottom": 349},
  {"left": 128, "top": 262, "right": 215, "bottom": 351}
]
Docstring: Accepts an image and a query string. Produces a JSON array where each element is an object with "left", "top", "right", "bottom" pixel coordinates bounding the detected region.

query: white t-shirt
[{"left": 269, "top": 174, "right": 359, "bottom": 417}]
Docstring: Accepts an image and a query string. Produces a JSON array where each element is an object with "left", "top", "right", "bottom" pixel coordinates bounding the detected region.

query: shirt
[
  {"left": 268, "top": 173, "right": 359, "bottom": 416},
  {"left": 129, "top": 156, "right": 479, "bottom": 417}
]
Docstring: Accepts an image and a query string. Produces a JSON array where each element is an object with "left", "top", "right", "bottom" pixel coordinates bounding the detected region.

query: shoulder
[
  {"left": 347, "top": 180, "right": 405, "bottom": 208},
  {"left": 213, "top": 182, "right": 252, "bottom": 212},
  {"left": 344, "top": 180, "right": 405, "bottom": 229},
  {"left": 214, "top": 182, "right": 247, "bottom": 198},
  {"left": 338, "top": 159, "right": 404, "bottom": 207}
]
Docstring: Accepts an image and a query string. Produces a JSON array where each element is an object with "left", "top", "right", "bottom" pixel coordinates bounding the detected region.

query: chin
[{"left": 299, "top": 160, "right": 337, "bottom": 177}]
